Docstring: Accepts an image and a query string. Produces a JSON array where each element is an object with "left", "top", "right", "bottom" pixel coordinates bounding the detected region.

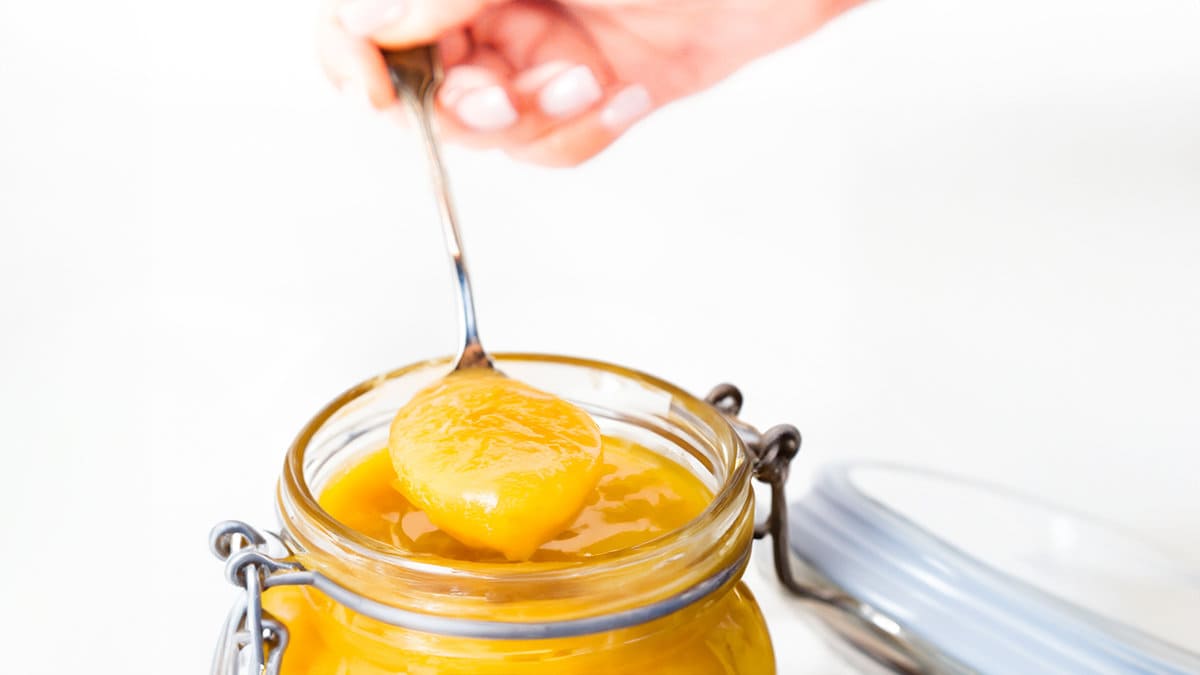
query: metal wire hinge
[
  {"left": 209, "top": 521, "right": 301, "bottom": 675},
  {"left": 706, "top": 385, "right": 969, "bottom": 674},
  {"left": 705, "top": 383, "right": 815, "bottom": 598}
]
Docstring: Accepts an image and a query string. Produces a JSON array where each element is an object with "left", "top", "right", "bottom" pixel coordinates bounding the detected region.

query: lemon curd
[
  {"left": 322, "top": 436, "right": 711, "bottom": 562},
  {"left": 266, "top": 356, "right": 776, "bottom": 674},
  {"left": 385, "top": 370, "right": 605, "bottom": 561}
]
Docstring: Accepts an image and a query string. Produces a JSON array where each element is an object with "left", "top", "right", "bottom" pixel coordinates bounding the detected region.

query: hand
[{"left": 318, "top": 0, "right": 859, "bottom": 166}]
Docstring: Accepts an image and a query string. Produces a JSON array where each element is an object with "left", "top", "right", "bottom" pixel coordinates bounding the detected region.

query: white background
[{"left": 1, "top": 0, "right": 1198, "bottom": 672}]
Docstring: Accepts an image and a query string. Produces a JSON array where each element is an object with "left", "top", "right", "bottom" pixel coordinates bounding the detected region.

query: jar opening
[{"left": 276, "top": 354, "right": 756, "bottom": 624}]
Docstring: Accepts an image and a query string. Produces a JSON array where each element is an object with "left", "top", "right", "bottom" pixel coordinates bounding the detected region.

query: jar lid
[{"left": 782, "top": 462, "right": 1200, "bottom": 673}]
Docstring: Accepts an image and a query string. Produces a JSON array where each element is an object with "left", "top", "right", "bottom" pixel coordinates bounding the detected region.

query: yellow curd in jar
[{"left": 263, "top": 434, "right": 775, "bottom": 673}]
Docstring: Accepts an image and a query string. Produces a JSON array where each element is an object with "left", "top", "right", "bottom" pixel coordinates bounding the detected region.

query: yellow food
[
  {"left": 263, "top": 436, "right": 776, "bottom": 673},
  {"left": 321, "top": 435, "right": 711, "bottom": 561},
  {"left": 386, "top": 369, "right": 604, "bottom": 560},
  {"left": 263, "top": 581, "right": 773, "bottom": 674}
]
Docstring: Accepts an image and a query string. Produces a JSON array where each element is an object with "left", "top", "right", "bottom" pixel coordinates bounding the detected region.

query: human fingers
[
  {"left": 505, "top": 83, "right": 653, "bottom": 167},
  {"left": 322, "top": 0, "right": 497, "bottom": 111},
  {"left": 465, "top": 2, "right": 617, "bottom": 149},
  {"left": 434, "top": 45, "right": 520, "bottom": 139},
  {"left": 317, "top": 0, "right": 394, "bottom": 108}
]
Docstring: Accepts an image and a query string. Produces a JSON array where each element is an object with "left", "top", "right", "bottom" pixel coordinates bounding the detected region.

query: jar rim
[{"left": 275, "top": 353, "right": 757, "bottom": 622}]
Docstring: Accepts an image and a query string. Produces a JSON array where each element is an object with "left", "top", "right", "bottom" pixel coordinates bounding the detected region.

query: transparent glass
[
  {"left": 853, "top": 464, "right": 1200, "bottom": 655},
  {"left": 787, "top": 462, "right": 1200, "bottom": 673},
  {"left": 270, "top": 354, "right": 775, "bottom": 674}
]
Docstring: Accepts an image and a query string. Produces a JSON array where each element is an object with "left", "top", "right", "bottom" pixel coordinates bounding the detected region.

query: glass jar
[{"left": 210, "top": 354, "right": 785, "bottom": 674}]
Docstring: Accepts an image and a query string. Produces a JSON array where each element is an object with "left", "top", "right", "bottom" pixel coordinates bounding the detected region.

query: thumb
[{"left": 338, "top": 0, "right": 496, "bottom": 46}]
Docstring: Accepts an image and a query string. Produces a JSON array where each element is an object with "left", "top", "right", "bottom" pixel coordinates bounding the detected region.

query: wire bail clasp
[
  {"left": 707, "top": 384, "right": 972, "bottom": 674},
  {"left": 209, "top": 521, "right": 299, "bottom": 675},
  {"left": 705, "top": 384, "right": 811, "bottom": 598}
]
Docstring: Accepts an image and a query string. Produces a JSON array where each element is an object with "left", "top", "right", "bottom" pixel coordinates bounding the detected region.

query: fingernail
[
  {"left": 338, "top": 0, "right": 407, "bottom": 36},
  {"left": 538, "top": 65, "right": 602, "bottom": 118},
  {"left": 513, "top": 61, "right": 574, "bottom": 94},
  {"left": 455, "top": 86, "right": 518, "bottom": 131},
  {"left": 439, "top": 66, "right": 498, "bottom": 108},
  {"left": 600, "top": 85, "right": 652, "bottom": 130}
]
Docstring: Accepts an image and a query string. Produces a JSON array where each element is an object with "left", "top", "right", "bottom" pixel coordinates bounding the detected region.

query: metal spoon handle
[{"left": 385, "top": 47, "right": 491, "bottom": 370}]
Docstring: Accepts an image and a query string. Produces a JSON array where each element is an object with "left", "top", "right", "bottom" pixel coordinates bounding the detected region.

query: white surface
[{"left": 1, "top": 0, "right": 1199, "bottom": 672}]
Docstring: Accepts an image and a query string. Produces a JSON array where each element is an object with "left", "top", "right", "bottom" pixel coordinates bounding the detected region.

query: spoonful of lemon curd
[{"left": 384, "top": 47, "right": 603, "bottom": 561}]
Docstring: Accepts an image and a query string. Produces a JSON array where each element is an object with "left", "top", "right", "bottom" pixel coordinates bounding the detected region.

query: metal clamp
[
  {"left": 705, "top": 384, "right": 812, "bottom": 597},
  {"left": 209, "top": 521, "right": 296, "bottom": 675},
  {"left": 706, "top": 384, "right": 969, "bottom": 675}
]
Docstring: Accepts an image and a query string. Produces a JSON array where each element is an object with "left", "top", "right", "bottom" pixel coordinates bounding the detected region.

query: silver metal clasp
[
  {"left": 706, "top": 383, "right": 970, "bottom": 675},
  {"left": 209, "top": 521, "right": 299, "bottom": 675},
  {"left": 704, "top": 384, "right": 814, "bottom": 598}
]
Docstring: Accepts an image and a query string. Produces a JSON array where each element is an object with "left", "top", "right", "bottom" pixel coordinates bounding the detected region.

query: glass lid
[{"left": 783, "top": 462, "right": 1200, "bottom": 674}]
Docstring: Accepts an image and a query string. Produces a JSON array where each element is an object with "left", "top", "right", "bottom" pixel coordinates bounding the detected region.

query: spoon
[
  {"left": 380, "top": 50, "right": 607, "bottom": 562},
  {"left": 384, "top": 46, "right": 493, "bottom": 372}
]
